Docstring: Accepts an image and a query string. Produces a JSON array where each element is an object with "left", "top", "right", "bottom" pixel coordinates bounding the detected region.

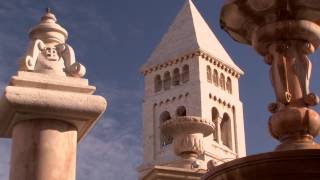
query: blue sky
[{"left": 0, "top": 0, "right": 320, "bottom": 180}]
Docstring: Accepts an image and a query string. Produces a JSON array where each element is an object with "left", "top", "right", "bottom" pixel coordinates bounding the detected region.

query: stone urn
[{"left": 161, "top": 116, "right": 214, "bottom": 169}]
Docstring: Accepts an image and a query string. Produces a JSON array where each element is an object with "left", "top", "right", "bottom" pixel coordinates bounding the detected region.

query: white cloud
[
  {"left": 48, "top": 1, "right": 117, "bottom": 44},
  {"left": 0, "top": 139, "right": 11, "bottom": 180},
  {"left": 77, "top": 117, "right": 142, "bottom": 180},
  {"left": 75, "top": 83, "right": 143, "bottom": 180}
]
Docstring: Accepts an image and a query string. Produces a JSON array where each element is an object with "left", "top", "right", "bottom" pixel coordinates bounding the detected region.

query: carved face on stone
[{"left": 43, "top": 46, "right": 59, "bottom": 61}]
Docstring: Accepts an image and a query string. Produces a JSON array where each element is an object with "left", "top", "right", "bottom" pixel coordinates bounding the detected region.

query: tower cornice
[{"left": 141, "top": 49, "right": 243, "bottom": 78}]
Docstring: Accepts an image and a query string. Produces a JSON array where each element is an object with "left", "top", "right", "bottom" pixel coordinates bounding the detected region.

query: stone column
[
  {"left": 0, "top": 9, "right": 107, "bottom": 180},
  {"left": 216, "top": 118, "right": 222, "bottom": 144},
  {"left": 202, "top": 2, "right": 320, "bottom": 180},
  {"left": 10, "top": 120, "right": 77, "bottom": 180},
  {"left": 230, "top": 116, "right": 236, "bottom": 152},
  {"left": 220, "top": 0, "right": 320, "bottom": 151}
]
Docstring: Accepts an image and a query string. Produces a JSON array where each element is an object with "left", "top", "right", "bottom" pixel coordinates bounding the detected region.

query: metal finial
[{"left": 46, "top": 8, "right": 51, "bottom": 13}]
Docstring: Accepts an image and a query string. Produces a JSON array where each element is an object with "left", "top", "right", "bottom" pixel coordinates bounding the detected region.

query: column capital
[{"left": 0, "top": 71, "right": 107, "bottom": 141}]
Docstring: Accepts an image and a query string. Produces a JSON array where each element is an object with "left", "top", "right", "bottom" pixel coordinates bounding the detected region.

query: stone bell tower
[{"left": 138, "top": 0, "right": 246, "bottom": 179}]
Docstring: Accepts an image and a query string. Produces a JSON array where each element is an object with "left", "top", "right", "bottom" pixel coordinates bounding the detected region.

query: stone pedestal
[
  {"left": 0, "top": 10, "right": 107, "bottom": 180},
  {"left": 0, "top": 71, "right": 106, "bottom": 180}
]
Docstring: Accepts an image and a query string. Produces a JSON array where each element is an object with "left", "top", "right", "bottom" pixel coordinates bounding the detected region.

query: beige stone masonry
[
  {"left": 0, "top": 71, "right": 106, "bottom": 141},
  {"left": 139, "top": 0, "right": 246, "bottom": 179},
  {"left": 141, "top": 165, "right": 205, "bottom": 180},
  {"left": 142, "top": 49, "right": 242, "bottom": 78}
]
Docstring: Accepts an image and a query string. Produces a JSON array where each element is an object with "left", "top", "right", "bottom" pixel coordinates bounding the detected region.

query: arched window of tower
[
  {"left": 181, "top": 64, "right": 190, "bottom": 83},
  {"left": 160, "top": 111, "right": 173, "bottom": 147},
  {"left": 212, "top": 107, "right": 219, "bottom": 142},
  {"left": 160, "top": 111, "right": 171, "bottom": 122},
  {"left": 163, "top": 71, "right": 171, "bottom": 90},
  {"left": 213, "top": 69, "right": 218, "bottom": 86},
  {"left": 154, "top": 75, "right": 162, "bottom": 92},
  {"left": 207, "top": 65, "right": 212, "bottom": 83},
  {"left": 221, "top": 113, "right": 232, "bottom": 149},
  {"left": 219, "top": 73, "right": 226, "bottom": 90},
  {"left": 226, "top": 77, "right": 232, "bottom": 94},
  {"left": 176, "top": 106, "right": 187, "bottom": 116},
  {"left": 172, "top": 68, "right": 180, "bottom": 86}
]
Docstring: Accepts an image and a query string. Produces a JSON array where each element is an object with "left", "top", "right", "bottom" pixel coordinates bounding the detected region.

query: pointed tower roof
[{"left": 141, "top": 0, "right": 243, "bottom": 74}]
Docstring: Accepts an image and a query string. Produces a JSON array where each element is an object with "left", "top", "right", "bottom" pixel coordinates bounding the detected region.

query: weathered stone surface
[
  {"left": 208, "top": 1, "right": 320, "bottom": 180},
  {"left": 10, "top": 119, "right": 77, "bottom": 180},
  {"left": 203, "top": 149, "right": 320, "bottom": 180},
  {"left": 142, "top": 165, "right": 206, "bottom": 180},
  {"left": 0, "top": 71, "right": 107, "bottom": 141},
  {"left": 221, "top": 0, "right": 320, "bottom": 151}
]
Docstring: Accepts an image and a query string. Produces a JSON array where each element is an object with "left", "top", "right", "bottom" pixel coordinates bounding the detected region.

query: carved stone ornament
[
  {"left": 161, "top": 116, "right": 214, "bottom": 168},
  {"left": 19, "top": 10, "right": 86, "bottom": 77},
  {"left": 0, "top": 10, "right": 107, "bottom": 180},
  {"left": 221, "top": 0, "right": 320, "bottom": 151},
  {"left": 0, "top": 9, "right": 107, "bottom": 142}
]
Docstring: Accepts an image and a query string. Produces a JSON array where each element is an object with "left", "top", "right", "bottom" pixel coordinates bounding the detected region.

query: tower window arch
[
  {"left": 226, "top": 77, "right": 232, "bottom": 94},
  {"left": 160, "top": 111, "right": 173, "bottom": 147},
  {"left": 176, "top": 106, "right": 187, "bottom": 116},
  {"left": 154, "top": 75, "right": 162, "bottom": 92},
  {"left": 212, "top": 107, "right": 219, "bottom": 142},
  {"left": 182, "top": 65, "right": 189, "bottom": 83},
  {"left": 172, "top": 68, "right": 180, "bottom": 86},
  {"left": 207, "top": 65, "right": 212, "bottom": 83},
  {"left": 160, "top": 111, "right": 171, "bottom": 122},
  {"left": 213, "top": 69, "right": 218, "bottom": 86},
  {"left": 219, "top": 73, "right": 226, "bottom": 90},
  {"left": 221, "top": 113, "right": 232, "bottom": 149},
  {"left": 163, "top": 71, "right": 171, "bottom": 90}
]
